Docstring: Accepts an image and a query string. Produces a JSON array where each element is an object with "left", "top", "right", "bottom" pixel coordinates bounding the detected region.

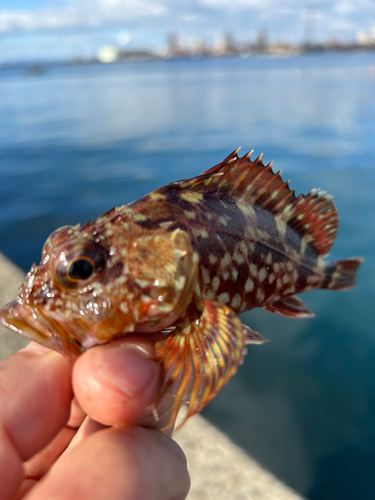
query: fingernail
[{"left": 92, "top": 343, "right": 160, "bottom": 398}]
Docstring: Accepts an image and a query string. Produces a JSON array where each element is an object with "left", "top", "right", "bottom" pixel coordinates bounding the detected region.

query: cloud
[
  {"left": 198, "top": 0, "right": 269, "bottom": 7},
  {"left": 0, "top": 0, "right": 166, "bottom": 33},
  {"left": 0, "top": 0, "right": 373, "bottom": 51}
]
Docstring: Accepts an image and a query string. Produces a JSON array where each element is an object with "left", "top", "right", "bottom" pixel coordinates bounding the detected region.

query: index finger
[{"left": 0, "top": 345, "right": 73, "bottom": 500}]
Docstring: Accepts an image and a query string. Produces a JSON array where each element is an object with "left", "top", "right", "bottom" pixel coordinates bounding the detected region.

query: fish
[{"left": 0, "top": 148, "right": 362, "bottom": 431}]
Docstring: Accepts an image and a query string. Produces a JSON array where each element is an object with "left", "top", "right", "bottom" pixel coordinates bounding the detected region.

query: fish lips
[{"left": 0, "top": 299, "right": 82, "bottom": 361}]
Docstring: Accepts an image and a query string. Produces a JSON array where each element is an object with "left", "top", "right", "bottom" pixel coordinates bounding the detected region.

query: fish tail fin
[{"left": 321, "top": 257, "right": 363, "bottom": 291}]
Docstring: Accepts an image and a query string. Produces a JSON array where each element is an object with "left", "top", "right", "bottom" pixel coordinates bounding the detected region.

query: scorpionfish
[{"left": 0, "top": 149, "right": 362, "bottom": 431}]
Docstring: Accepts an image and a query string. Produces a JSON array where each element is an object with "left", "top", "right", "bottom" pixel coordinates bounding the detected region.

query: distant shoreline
[{"left": 1, "top": 45, "right": 375, "bottom": 72}]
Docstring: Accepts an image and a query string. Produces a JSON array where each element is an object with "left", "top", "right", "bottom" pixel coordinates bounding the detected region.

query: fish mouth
[{"left": 0, "top": 300, "right": 83, "bottom": 361}]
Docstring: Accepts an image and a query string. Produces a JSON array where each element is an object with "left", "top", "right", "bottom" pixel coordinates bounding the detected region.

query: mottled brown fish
[{"left": 0, "top": 149, "right": 362, "bottom": 430}]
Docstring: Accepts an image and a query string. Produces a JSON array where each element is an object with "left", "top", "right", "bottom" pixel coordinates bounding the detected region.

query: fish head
[{"left": 0, "top": 221, "right": 199, "bottom": 360}]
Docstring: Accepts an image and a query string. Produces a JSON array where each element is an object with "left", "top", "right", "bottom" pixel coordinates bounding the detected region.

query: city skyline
[{"left": 0, "top": 0, "right": 374, "bottom": 63}]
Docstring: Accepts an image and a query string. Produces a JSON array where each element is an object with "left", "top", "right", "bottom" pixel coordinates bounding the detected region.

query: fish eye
[
  {"left": 53, "top": 241, "right": 107, "bottom": 289},
  {"left": 68, "top": 258, "right": 95, "bottom": 282}
]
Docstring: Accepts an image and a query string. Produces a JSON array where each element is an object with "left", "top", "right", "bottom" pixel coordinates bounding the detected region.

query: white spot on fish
[
  {"left": 218, "top": 292, "right": 230, "bottom": 304},
  {"left": 245, "top": 225, "right": 256, "bottom": 239},
  {"left": 258, "top": 230, "right": 270, "bottom": 241},
  {"left": 256, "top": 289, "right": 265, "bottom": 302},
  {"left": 209, "top": 253, "right": 218, "bottom": 265},
  {"left": 218, "top": 215, "right": 228, "bottom": 226},
  {"left": 181, "top": 192, "right": 203, "bottom": 203},
  {"left": 221, "top": 252, "right": 232, "bottom": 268},
  {"left": 249, "top": 263, "right": 258, "bottom": 277},
  {"left": 307, "top": 274, "right": 320, "bottom": 284},
  {"left": 150, "top": 192, "right": 166, "bottom": 201},
  {"left": 134, "top": 213, "right": 148, "bottom": 222},
  {"left": 233, "top": 251, "right": 245, "bottom": 265},
  {"left": 201, "top": 266, "right": 211, "bottom": 285},
  {"left": 192, "top": 227, "right": 209, "bottom": 238},
  {"left": 258, "top": 267, "right": 267, "bottom": 282},
  {"left": 236, "top": 202, "right": 255, "bottom": 217},
  {"left": 245, "top": 278, "right": 254, "bottom": 292},
  {"left": 239, "top": 241, "right": 249, "bottom": 257},
  {"left": 231, "top": 293, "right": 241, "bottom": 309},
  {"left": 184, "top": 210, "right": 196, "bottom": 220},
  {"left": 212, "top": 276, "right": 220, "bottom": 292}
]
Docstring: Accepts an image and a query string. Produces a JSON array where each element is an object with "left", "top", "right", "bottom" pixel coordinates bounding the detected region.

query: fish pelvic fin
[
  {"left": 242, "top": 324, "right": 269, "bottom": 344},
  {"left": 162, "top": 150, "right": 339, "bottom": 256},
  {"left": 321, "top": 257, "right": 363, "bottom": 290},
  {"left": 155, "top": 295, "right": 251, "bottom": 433}
]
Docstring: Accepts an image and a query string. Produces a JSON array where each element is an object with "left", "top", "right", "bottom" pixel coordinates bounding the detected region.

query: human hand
[{"left": 0, "top": 337, "right": 190, "bottom": 500}]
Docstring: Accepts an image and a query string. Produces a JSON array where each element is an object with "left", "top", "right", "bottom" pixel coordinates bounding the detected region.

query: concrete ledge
[
  {"left": 0, "top": 253, "right": 29, "bottom": 359},
  {"left": 0, "top": 252, "right": 305, "bottom": 500}
]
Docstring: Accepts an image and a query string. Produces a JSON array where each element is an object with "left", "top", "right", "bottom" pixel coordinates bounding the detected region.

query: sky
[{"left": 0, "top": 0, "right": 374, "bottom": 62}]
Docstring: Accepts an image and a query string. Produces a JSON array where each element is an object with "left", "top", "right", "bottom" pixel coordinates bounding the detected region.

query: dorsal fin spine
[
  {"left": 239, "top": 155, "right": 267, "bottom": 200},
  {"left": 241, "top": 165, "right": 267, "bottom": 199},
  {"left": 272, "top": 185, "right": 293, "bottom": 212},
  {"left": 254, "top": 167, "right": 278, "bottom": 199},
  {"left": 222, "top": 147, "right": 241, "bottom": 162},
  {"left": 261, "top": 171, "right": 285, "bottom": 209}
]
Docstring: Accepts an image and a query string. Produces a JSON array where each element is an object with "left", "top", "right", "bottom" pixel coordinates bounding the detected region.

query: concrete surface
[
  {"left": 0, "top": 253, "right": 29, "bottom": 359},
  {"left": 0, "top": 252, "right": 305, "bottom": 500}
]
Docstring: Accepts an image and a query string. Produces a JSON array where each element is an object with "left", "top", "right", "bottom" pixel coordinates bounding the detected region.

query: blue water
[{"left": 0, "top": 54, "right": 374, "bottom": 499}]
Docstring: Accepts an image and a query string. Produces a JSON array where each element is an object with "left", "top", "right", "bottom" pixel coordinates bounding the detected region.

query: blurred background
[{"left": 0, "top": 1, "right": 375, "bottom": 499}]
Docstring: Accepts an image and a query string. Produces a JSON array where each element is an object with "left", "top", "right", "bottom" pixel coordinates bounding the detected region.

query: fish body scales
[{"left": 130, "top": 191, "right": 323, "bottom": 315}]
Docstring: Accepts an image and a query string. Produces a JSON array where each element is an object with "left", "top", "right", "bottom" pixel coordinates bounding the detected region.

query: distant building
[
  {"left": 253, "top": 29, "right": 268, "bottom": 53},
  {"left": 358, "top": 24, "right": 375, "bottom": 46},
  {"left": 303, "top": 4, "right": 316, "bottom": 49},
  {"left": 212, "top": 35, "right": 226, "bottom": 56},
  {"left": 168, "top": 34, "right": 184, "bottom": 57},
  {"left": 223, "top": 32, "right": 237, "bottom": 54},
  {"left": 97, "top": 46, "right": 119, "bottom": 64}
]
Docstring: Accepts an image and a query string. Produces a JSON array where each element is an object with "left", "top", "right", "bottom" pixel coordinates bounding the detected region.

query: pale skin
[{"left": 0, "top": 336, "right": 190, "bottom": 500}]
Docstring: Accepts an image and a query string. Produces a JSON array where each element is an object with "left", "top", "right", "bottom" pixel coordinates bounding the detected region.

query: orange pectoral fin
[{"left": 155, "top": 296, "right": 253, "bottom": 433}]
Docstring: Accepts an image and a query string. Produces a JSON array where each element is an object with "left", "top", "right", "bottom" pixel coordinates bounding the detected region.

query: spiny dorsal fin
[{"left": 169, "top": 150, "right": 338, "bottom": 256}]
